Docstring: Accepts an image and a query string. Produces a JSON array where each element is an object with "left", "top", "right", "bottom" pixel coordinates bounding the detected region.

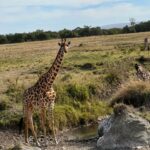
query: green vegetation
[
  {"left": 0, "top": 31, "right": 150, "bottom": 130},
  {"left": 55, "top": 101, "right": 110, "bottom": 130},
  {"left": 1, "top": 20, "right": 150, "bottom": 44}
]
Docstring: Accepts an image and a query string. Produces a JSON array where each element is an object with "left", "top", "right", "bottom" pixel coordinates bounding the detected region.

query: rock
[
  {"left": 97, "top": 105, "right": 150, "bottom": 150},
  {"left": 9, "top": 143, "right": 41, "bottom": 150},
  {"left": 0, "top": 145, "right": 4, "bottom": 149}
]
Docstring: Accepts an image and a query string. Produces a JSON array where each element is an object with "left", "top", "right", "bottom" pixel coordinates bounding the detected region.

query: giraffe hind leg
[
  {"left": 24, "top": 114, "right": 29, "bottom": 144},
  {"left": 28, "top": 108, "right": 40, "bottom": 147},
  {"left": 40, "top": 108, "right": 47, "bottom": 146},
  {"left": 23, "top": 105, "right": 29, "bottom": 144}
]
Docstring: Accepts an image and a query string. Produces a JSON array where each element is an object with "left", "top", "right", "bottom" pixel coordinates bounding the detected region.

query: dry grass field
[{"left": 0, "top": 32, "right": 150, "bottom": 129}]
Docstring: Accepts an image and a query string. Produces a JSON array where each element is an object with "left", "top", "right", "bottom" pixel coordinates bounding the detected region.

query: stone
[
  {"left": 9, "top": 143, "right": 41, "bottom": 150},
  {"left": 97, "top": 107, "right": 150, "bottom": 150},
  {"left": 0, "top": 145, "right": 4, "bottom": 150}
]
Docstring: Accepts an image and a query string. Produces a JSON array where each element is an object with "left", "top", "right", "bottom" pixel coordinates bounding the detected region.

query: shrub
[
  {"left": 54, "top": 84, "right": 71, "bottom": 104},
  {"left": 78, "top": 43, "right": 84, "bottom": 47},
  {"left": 61, "top": 74, "right": 72, "bottom": 81},
  {"left": 136, "top": 56, "right": 150, "bottom": 64},
  {"left": 104, "top": 72, "right": 121, "bottom": 85},
  {"left": 54, "top": 106, "right": 67, "bottom": 130},
  {"left": 5, "top": 83, "right": 24, "bottom": 103},
  {"left": 80, "top": 63, "right": 96, "bottom": 70},
  {"left": 67, "top": 84, "right": 89, "bottom": 101},
  {"left": 88, "top": 84, "right": 98, "bottom": 96},
  {"left": 79, "top": 101, "right": 112, "bottom": 125},
  {"left": 54, "top": 105, "right": 79, "bottom": 130},
  {"left": 0, "top": 110, "right": 22, "bottom": 127},
  {"left": 0, "top": 100, "right": 11, "bottom": 111},
  {"left": 110, "top": 81, "right": 150, "bottom": 108}
]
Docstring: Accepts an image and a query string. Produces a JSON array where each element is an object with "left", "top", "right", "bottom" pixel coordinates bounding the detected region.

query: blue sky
[{"left": 0, "top": 0, "right": 150, "bottom": 34}]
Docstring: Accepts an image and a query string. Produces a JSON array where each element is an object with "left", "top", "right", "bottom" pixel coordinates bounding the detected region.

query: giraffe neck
[
  {"left": 47, "top": 49, "right": 64, "bottom": 84},
  {"left": 36, "top": 49, "right": 65, "bottom": 91}
]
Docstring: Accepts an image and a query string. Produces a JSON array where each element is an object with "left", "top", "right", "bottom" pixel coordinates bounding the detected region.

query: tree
[
  {"left": 90, "top": 27, "right": 102, "bottom": 35},
  {"left": 129, "top": 18, "right": 136, "bottom": 32},
  {"left": 59, "top": 29, "right": 75, "bottom": 38},
  {"left": 0, "top": 35, "right": 8, "bottom": 44},
  {"left": 129, "top": 18, "right": 136, "bottom": 26},
  {"left": 122, "top": 25, "right": 130, "bottom": 33}
]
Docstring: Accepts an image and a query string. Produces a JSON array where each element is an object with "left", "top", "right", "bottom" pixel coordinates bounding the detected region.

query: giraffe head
[{"left": 58, "top": 39, "right": 71, "bottom": 53}]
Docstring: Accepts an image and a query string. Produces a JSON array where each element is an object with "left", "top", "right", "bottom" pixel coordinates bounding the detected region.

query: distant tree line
[
  {"left": 122, "top": 21, "right": 150, "bottom": 33},
  {"left": 0, "top": 20, "right": 150, "bottom": 44}
]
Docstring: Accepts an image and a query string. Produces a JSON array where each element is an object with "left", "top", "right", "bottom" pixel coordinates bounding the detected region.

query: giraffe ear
[{"left": 58, "top": 42, "right": 61, "bottom": 46}]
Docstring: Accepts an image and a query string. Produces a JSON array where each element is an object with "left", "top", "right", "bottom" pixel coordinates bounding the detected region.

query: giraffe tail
[
  {"left": 18, "top": 105, "right": 25, "bottom": 134},
  {"left": 18, "top": 117, "right": 24, "bottom": 134}
]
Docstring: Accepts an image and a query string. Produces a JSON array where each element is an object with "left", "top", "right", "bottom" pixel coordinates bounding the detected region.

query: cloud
[
  {"left": 0, "top": 0, "right": 150, "bottom": 34},
  {"left": 58, "top": 2, "right": 150, "bottom": 26},
  {"left": 0, "top": 0, "right": 123, "bottom": 7}
]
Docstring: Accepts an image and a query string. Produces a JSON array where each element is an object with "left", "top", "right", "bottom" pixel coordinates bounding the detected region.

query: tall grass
[{"left": 110, "top": 80, "right": 150, "bottom": 108}]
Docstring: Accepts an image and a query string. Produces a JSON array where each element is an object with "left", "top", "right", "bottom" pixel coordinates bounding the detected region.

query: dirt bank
[{"left": 0, "top": 129, "right": 97, "bottom": 150}]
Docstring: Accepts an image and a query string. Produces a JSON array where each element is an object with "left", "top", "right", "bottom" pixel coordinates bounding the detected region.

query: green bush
[
  {"left": 61, "top": 74, "right": 72, "bottom": 81},
  {"left": 0, "top": 100, "right": 11, "bottom": 111},
  {"left": 54, "top": 84, "right": 71, "bottom": 104},
  {"left": 67, "top": 84, "right": 89, "bottom": 101},
  {"left": 104, "top": 72, "right": 121, "bottom": 85},
  {"left": 80, "top": 63, "right": 96, "bottom": 70},
  {"left": 88, "top": 84, "right": 98, "bottom": 96},
  {"left": 54, "top": 101, "right": 111, "bottom": 129},
  {"left": 0, "top": 110, "right": 21, "bottom": 127},
  {"left": 5, "top": 83, "right": 24, "bottom": 103},
  {"left": 54, "top": 105, "right": 78, "bottom": 130}
]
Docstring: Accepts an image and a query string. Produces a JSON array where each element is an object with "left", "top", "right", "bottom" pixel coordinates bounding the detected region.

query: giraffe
[
  {"left": 135, "top": 64, "right": 150, "bottom": 81},
  {"left": 23, "top": 39, "right": 71, "bottom": 146}
]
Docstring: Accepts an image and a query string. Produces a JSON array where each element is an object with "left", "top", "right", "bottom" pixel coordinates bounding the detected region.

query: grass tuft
[
  {"left": 67, "top": 83, "right": 89, "bottom": 101},
  {"left": 110, "top": 81, "right": 150, "bottom": 108}
]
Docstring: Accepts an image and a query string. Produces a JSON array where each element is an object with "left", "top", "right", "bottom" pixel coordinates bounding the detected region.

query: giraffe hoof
[
  {"left": 25, "top": 140, "right": 30, "bottom": 145},
  {"left": 36, "top": 141, "right": 41, "bottom": 147},
  {"left": 24, "top": 142, "right": 30, "bottom": 146},
  {"left": 45, "top": 141, "right": 48, "bottom": 147},
  {"left": 54, "top": 139, "right": 58, "bottom": 145}
]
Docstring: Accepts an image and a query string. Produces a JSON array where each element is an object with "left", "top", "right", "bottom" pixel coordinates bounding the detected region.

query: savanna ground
[{"left": 0, "top": 32, "right": 150, "bottom": 149}]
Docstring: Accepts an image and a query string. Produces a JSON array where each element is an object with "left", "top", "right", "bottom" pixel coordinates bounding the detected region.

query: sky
[{"left": 0, "top": 0, "right": 150, "bottom": 34}]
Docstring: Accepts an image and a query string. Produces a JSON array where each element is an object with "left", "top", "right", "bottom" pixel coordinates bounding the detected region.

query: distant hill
[{"left": 102, "top": 23, "right": 130, "bottom": 29}]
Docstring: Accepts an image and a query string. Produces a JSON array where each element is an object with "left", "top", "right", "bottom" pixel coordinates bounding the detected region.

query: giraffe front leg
[{"left": 48, "top": 101, "right": 58, "bottom": 144}]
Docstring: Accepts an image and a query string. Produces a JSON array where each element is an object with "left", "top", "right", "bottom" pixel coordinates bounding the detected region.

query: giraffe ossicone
[{"left": 23, "top": 39, "right": 71, "bottom": 146}]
